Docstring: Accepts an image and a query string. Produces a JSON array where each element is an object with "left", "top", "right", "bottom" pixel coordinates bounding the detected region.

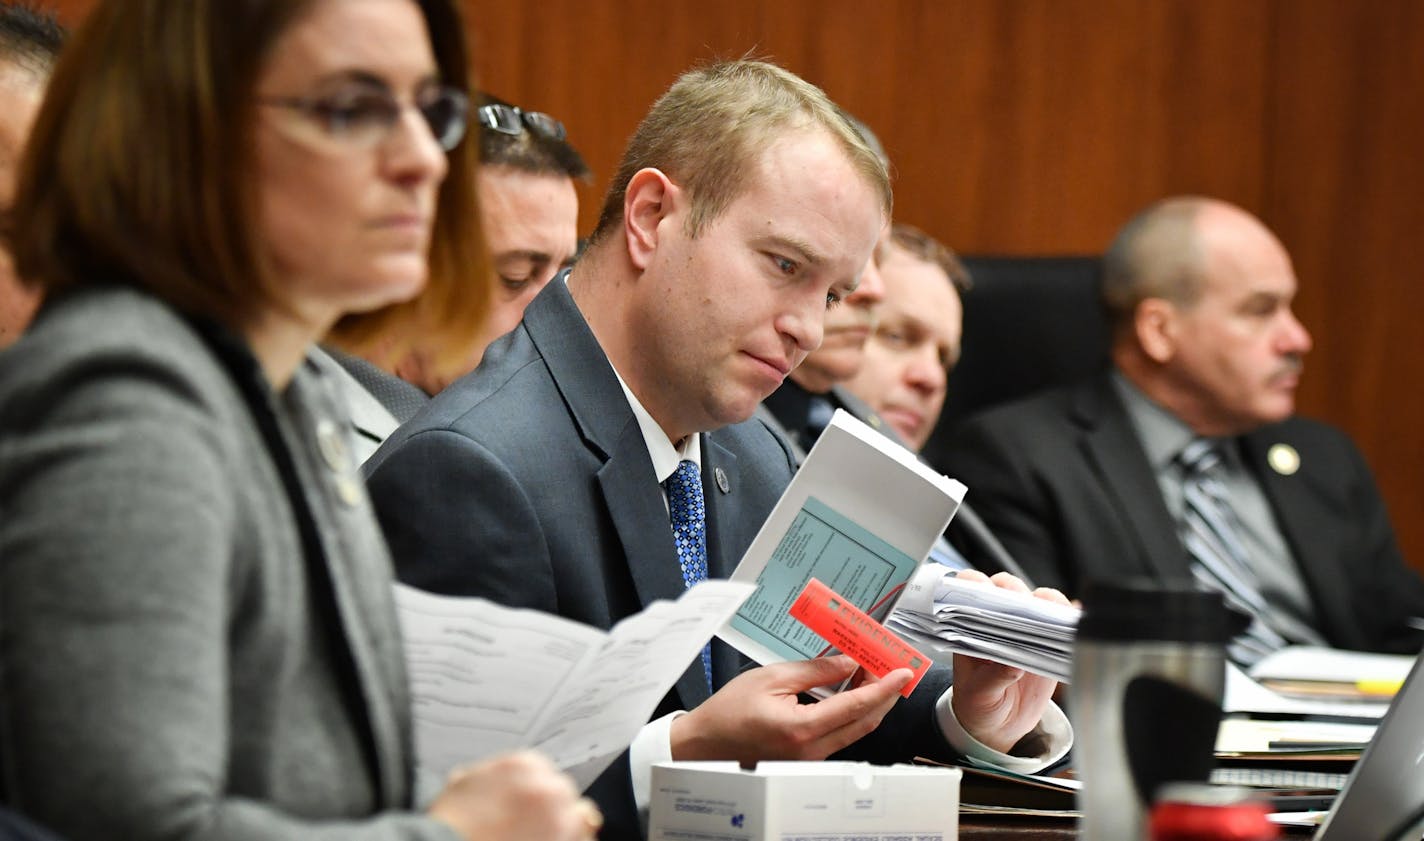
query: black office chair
[{"left": 920, "top": 255, "right": 1110, "bottom": 477}]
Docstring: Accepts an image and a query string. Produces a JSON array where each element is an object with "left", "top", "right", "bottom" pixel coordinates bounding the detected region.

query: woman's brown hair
[{"left": 11, "top": 0, "right": 488, "bottom": 370}]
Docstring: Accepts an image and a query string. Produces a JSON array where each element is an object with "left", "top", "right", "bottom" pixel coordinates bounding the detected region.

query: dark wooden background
[{"left": 45, "top": 1, "right": 1424, "bottom": 573}]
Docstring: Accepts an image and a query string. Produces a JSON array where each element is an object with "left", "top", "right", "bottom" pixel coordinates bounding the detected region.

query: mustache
[{"left": 1270, "top": 354, "right": 1305, "bottom": 381}]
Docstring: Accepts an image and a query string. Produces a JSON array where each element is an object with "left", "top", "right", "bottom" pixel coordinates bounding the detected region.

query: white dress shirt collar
[{"left": 609, "top": 366, "right": 701, "bottom": 484}]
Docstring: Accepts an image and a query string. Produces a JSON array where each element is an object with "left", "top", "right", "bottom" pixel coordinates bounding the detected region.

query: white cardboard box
[{"left": 648, "top": 761, "right": 961, "bottom": 840}]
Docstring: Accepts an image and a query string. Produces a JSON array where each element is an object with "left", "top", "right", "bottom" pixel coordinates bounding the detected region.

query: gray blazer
[
  {"left": 310, "top": 347, "right": 406, "bottom": 465},
  {"left": 0, "top": 287, "right": 457, "bottom": 841}
]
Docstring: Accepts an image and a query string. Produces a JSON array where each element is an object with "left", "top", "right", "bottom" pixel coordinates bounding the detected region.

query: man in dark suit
[
  {"left": 844, "top": 223, "right": 971, "bottom": 456},
  {"left": 317, "top": 95, "right": 591, "bottom": 460},
  {"left": 367, "top": 60, "right": 1070, "bottom": 838},
  {"left": 945, "top": 196, "right": 1424, "bottom": 661},
  {"left": 754, "top": 113, "right": 896, "bottom": 461},
  {"left": 763, "top": 221, "right": 1027, "bottom": 578}
]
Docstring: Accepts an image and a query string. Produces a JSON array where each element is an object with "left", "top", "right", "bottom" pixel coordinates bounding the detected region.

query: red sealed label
[{"left": 788, "top": 577, "right": 930, "bottom": 697}]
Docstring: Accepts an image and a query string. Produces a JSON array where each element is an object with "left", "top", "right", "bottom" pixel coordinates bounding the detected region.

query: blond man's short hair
[{"left": 592, "top": 59, "right": 891, "bottom": 243}]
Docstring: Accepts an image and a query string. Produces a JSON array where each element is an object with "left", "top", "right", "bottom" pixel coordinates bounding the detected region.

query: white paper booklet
[
  {"left": 887, "top": 564, "right": 1081, "bottom": 682},
  {"left": 716, "top": 409, "right": 964, "bottom": 668},
  {"left": 1223, "top": 661, "right": 1389, "bottom": 720},
  {"left": 1248, "top": 645, "right": 1414, "bottom": 686},
  {"left": 395, "top": 579, "right": 754, "bottom": 796}
]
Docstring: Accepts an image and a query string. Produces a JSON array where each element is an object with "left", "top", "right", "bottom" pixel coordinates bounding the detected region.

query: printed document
[
  {"left": 718, "top": 409, "right": 964, "bottom": 669},
  {"left": 395, "top": 579, "right": 754, "bottom": 795}
]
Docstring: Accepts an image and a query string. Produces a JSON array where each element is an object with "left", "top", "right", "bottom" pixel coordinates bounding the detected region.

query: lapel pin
[
  {"left": 336, "top": 476, "right": 364, "bottom": 508},
  {"left": 714, "top": 467, "right": 730, "bottom": 494},
  {"left": 1267, "top": 443, "right": 1300, "bottom": 476},
  {"left": 315, "top": 419, "right": 349, "bottom": 473}
]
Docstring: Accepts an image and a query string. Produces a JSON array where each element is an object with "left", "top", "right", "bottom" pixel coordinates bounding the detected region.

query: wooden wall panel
[
  {"left": 42, "top": 0, "right": 89, "bottom": 24},
  {"left": 472, "top": 0, "right": 1276, "bottom": 252},
  {"left": 1265, "top": 0, "right": 1424, "bottom": 567},
  {"left": 30, "top": 0, "right": 1424, "bottom": 568},
  {"left": 470, "top": 0, "right": 1424, "bottom": 570}
]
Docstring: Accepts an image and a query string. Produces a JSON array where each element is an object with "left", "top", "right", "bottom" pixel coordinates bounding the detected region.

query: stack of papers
[
  {"left": 886, "top": 564, "right": 1081, "bottom": 682},
  {"left": 1215, "top": 718, "right": 1375, "bottom": 755},
  {"left": 1224, "top": 662, "right": 1390, "bottom": 721},
  {"left": 1248, "top": 646, "right": 1413, "bottom": 702}
]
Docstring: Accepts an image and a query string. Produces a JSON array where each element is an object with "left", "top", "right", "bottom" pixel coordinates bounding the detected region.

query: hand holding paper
[
  {"left": 788, "top": 577, "right": 931, "bottom": 697},
  {"left": 718, "top": 410, "right": 965, "bottom": 670},
  {"left": 396, "top": 579, "right": 753, "bottom": 793},
  {"left": 668, "top": 656, "right": 911, "bottom": 765},
  {"left": 887, "top": 564, "right": 1080, "bottom": 681},
  {"left": 427, "top": 751, "right": 596, "bottom": 841},
  {"left": 944, "top": 570, "right": 1072, "bottom": 754},
  {"left": 709, "top": 410, "right": 1071, "bottom": 762}
]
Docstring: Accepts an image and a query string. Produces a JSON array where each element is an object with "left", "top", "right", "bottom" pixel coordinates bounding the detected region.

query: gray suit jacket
[
  {"left": 365, "top": 280, "right": 958, "bottom": 839},
  {"left": 0, "top": 287, "right": 455, "bottom": 841},
  {"left": 944, "top": 372, "right": 1424, "bottom": 653}
]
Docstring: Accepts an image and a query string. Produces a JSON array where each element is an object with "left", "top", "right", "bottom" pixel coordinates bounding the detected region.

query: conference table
[
  {"left": 957, "top": 816, "right": 1316, "bottom": 838},
  {"left": 959, "top": 818, "right": 1076, "bottom": 839}
]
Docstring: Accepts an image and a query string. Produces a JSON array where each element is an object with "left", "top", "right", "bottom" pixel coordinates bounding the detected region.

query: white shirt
[{"left": 610, "top": 366, "right": 1072, "bottom": 815}]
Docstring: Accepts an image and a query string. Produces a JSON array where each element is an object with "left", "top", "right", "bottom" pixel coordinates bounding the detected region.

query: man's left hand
[{"left": 948, "top": 570, "right": 1070, "bottom": 754}]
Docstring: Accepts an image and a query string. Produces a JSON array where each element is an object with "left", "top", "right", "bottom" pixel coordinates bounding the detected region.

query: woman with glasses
[{"left": 0, "top": 2, "right": 597, "bottom": 840}]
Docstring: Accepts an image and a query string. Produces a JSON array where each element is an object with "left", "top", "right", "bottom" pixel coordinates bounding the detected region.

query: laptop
[{"left": 1314, "top": 645, "right": 1424, "bottom": 840}]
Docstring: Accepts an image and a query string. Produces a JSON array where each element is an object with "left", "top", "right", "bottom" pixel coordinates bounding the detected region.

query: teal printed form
[{"left": 729, "top": 496, "right": 920, "bottom": 662}]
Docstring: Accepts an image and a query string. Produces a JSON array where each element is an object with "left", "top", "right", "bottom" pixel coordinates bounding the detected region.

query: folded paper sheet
[
  {"left": 719, "top": 409, "right": 964, "bottom": 671},
  {"left": 395, "top": 579, "right": 754, "bottom": 796}
]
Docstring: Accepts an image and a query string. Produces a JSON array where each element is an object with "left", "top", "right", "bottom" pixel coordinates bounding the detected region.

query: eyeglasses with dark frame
[
  {"left": 258, "top": 84, "right": 470, "bottom": 152},
  {"left": 476, "top": 103, "right": 567, "bottom": 142}
]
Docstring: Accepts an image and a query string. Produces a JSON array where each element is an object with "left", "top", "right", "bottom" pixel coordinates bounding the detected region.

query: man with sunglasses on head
[
  {"left": 465, "top": 93, "right": 590, "bottom": 368},
  {"left": 366, "top": 60, "right": 1071, "bottom": 840},
  {"left": 319, "top": 93, "right": 588, "bottom": 461}
]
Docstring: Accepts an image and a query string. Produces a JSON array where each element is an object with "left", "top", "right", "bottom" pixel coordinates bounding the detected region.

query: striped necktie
[
  {"left": 1177, "top": 438, "right": 1287, "bottom": 665},
  {"left": 665, "top": 459, "right": 713, "bottom": 692}
]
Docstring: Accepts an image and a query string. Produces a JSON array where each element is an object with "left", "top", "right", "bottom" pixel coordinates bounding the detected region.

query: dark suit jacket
[
  {"left": 365, "top": 281, "right": 956, "bottom": 839},
  {"left": 757, "top": 381, "right": 895, "bottom": 463},
  {"left": 943, "top": 371, "right": 1424, "bottom": 654}
]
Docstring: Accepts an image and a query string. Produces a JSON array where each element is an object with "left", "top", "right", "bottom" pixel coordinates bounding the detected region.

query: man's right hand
[
  {"left": 668, "top": 655, "right": 912, "bottom": 766},
  {"left": 428, "top": 750, "right": 602, "bottom": 841}
]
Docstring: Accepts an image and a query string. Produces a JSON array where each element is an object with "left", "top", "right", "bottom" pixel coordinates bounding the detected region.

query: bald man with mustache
[{"left": 944, "top": 196, "right": 1424, "bottom": 663}]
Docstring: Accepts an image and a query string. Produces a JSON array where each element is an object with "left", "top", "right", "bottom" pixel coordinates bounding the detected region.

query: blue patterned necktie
[
  {"left": 1178, "top": 438, "right": 1288, "bottom": 665},
  {"left": 665, "top": 459, "right": 713, "bottom": 692}
]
